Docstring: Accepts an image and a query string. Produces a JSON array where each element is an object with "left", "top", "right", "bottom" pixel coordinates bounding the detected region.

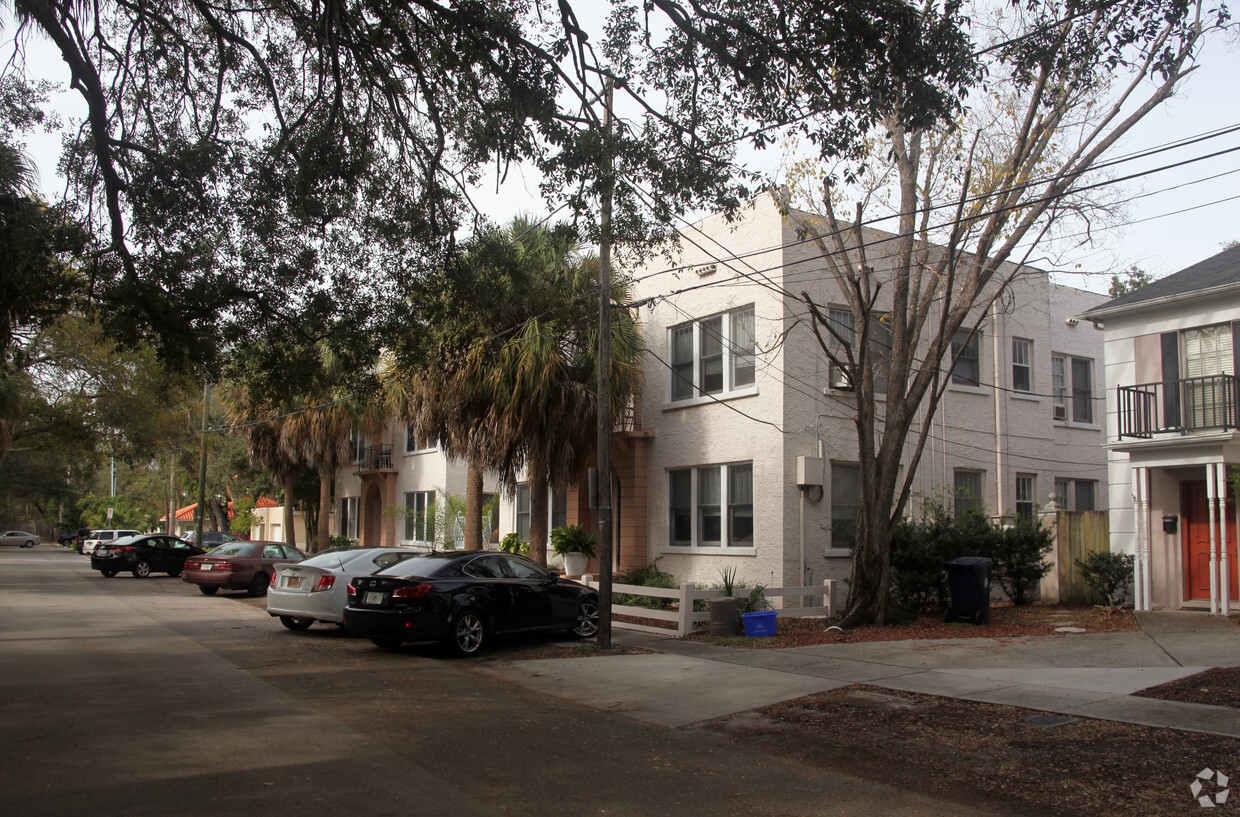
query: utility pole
[
  {"left": 194, "top": 383, "right": 210, "bottom": 545},
  {"left": 596, "top": 78, "right": 615, "bottom": 650}
]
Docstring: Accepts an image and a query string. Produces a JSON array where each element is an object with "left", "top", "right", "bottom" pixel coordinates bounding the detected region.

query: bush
[
  {"left": 614, "top": 558, "right": 678, "bottom": 610},
  {"left": 715, "top": 566, "right": 769, "bottom": 614},
  {"left": 1075, "top": 550, "right": 1135, "bottom": 608},
  {"left": 989, "top": 513, "right": 1054, "bottom": 606}
]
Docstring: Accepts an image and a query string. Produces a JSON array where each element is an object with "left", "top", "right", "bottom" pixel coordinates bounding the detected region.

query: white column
[
  {"left": 1217, "top": 461, "right": 1231, "bottom": 617},
  {"left": 1208, "top": 464, "right": 1221, "bottom": 616},
  {"left": 1134, "top": 467, "right": 1151, "bottom": 611}
]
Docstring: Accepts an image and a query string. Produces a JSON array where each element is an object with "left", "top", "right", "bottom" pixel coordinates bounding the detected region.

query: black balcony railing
[
  {"left": 1118, "top": 374, "right": 1238, "bottom": 438},
  {"left": 356, "top": 444, "right": 394, "bottom": 471}
]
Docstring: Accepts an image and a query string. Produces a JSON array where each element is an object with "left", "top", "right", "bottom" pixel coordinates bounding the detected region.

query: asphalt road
[{"left": 0, "top": 545, "right": 1012, "bottom": 817}]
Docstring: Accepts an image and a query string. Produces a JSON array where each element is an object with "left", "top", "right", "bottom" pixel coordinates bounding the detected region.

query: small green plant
[
  {"left": 614, "top": 558, "right": 678, "bottom": 610},
  {"left": 328, "top": 535, "right": 356, "bottom": 548},
  {"left": 1075, "top": 550, "right": 1136, "bottom": 610},
  {"left": 550, "top": 524, "right": 599, "bottom": 558},
  {"left": 498, "top": 532, "right": 528, "bottom": 555},
  {"left": 716, "top": 566, "right": 769, "bottom": 614}
]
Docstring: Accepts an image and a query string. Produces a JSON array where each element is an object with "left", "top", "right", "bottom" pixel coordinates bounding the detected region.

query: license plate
[
  {"left": 201, "top": 564, "right": 213, "bottom": 571},
  {"left": 286, "top": 576, "right": 301, "bottom": 588},
  {"left": 364, "top": 591, "right": 385, "bottom": 605}
]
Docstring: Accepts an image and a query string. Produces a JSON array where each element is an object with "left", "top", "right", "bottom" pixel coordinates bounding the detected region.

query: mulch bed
[{"left": 1135, "top": 666, "right": 1240, "bottom": 709}]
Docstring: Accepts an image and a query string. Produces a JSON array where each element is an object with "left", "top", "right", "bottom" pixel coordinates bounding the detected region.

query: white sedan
[
  {"left": 0, "top": 530, "right": 39, "bottom": 548},
  {"left": 267, "top": 546, "right": 426, "bottom": 631}
]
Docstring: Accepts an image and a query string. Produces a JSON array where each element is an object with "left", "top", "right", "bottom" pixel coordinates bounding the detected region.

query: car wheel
[
  {"left": 279, "top": 616, "right": 314, "bottom": 631},
  {"left": 568, "top": 600, "right": 600, "bottom": 639},
  {"left": 99, "top": 568, "right": 119, "bottom": 578},
  {"left": 166, "top": 567, "right": 182, "bottom": 578},
  {"left": 370, "top": 636, "right": 404, "bottom": 650},
  {"left": 446, "top": 609, "right": 487, "bottom": 657},
  {"left": 198, "top": 585, "right": 219, "bottom": 595},
  {"left": 22, "top": 540, "right": 35, "bottom": 548},
  {"left": 132, "top": 560, "right": 152, "bottom": 578},
  {"left": 247, "top": 572, "right": 269, "bottom": 597}
]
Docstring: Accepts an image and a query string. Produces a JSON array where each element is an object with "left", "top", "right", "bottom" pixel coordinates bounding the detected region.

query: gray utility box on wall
[{"left": 796, "top": 456, "right": 824, "bottom": 487}]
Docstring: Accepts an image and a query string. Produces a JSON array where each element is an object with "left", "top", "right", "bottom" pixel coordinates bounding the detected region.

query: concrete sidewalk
[{"left": 481, "top": 610, "right": 1240, "bottom": 737}]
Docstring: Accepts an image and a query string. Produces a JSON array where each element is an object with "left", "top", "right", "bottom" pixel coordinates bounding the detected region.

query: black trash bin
[{"left": 944, "top": 556, "right": 992, "bottom": 625}]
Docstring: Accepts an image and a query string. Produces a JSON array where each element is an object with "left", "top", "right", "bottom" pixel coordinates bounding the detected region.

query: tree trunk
[
  {"left": 303, "top": 502, "right": 318, "bottom": 552},
  {"left": 528, "top": 477, "right": 549, "bottom": 567},
  {"left": 317, "top": 464, "right": 333, "bottom": 553},
  {"left": 463, "top": 461, "right": 484, "bottom": 551},
  {"left": 209, "top": 497, "right": 228, "bottom": 532},
  {"left": 282, "top": 473, "right": 297, "bottom": 547}
]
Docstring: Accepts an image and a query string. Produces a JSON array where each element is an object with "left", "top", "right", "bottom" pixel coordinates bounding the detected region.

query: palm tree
[
  {"left": 386, "top": 218, "right": 643, "bottom": 565},
  {"left": 221, "top": 384, "right": 306, "bottom": 547}
]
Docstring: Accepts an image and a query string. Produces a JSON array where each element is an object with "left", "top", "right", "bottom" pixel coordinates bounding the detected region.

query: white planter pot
[{"left": 562, "top": 552, "right": 589, "bottom": 577}]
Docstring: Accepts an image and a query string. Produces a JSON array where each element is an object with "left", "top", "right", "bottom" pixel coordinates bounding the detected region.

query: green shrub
[
  {"left": 498, "top": 532, "right": 528, "bottom": 555},
  {"left": 714, "top": 566, "right": 769, "bottom": 614},
  {"left": 1075, "top": 550, "right": 1135, "bottom": 607},
  {"left": 614, "top": 558, "right": 678, "bottom": 610},
  {"left": 989, "top": 513, "right": 1054, "bottom": 606}
]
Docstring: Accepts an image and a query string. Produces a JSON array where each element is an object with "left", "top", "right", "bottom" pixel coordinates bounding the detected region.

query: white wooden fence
[{"left": 580, "top": 578, "right": 835, "bottom": 637}]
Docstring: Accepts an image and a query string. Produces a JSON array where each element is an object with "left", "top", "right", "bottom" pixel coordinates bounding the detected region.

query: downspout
[{"left": 992, "top": 301, "right": 1004, "bottom": 518}]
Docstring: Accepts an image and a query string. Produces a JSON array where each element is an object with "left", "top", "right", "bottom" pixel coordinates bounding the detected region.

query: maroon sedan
[{"left": 182, "top": 540, "right": 306, "bottom": 597}]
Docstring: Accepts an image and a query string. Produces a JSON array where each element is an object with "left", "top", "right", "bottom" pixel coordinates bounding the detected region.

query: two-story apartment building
[
  {"left": 335, "top": 193, "right": 1109, "bottom": 606},
  {"left": 1082, "top": 244, "right": 1240, "bottom": 614}
]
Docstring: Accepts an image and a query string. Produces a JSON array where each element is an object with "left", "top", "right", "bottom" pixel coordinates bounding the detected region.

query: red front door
[{"left": 1182, "top": 480, "right": 1239, "bottom": 602}]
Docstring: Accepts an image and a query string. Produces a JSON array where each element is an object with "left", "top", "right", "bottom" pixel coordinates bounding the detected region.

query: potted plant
[{"left": 550, "top": 524, "right": 598, "bottom": 577}]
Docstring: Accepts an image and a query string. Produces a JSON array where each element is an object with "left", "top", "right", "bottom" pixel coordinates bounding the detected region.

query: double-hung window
[
  {"left": 1051, "top": 354, "right": 1094, "bottom": 423},
  {"left": 1012, "top": 338, "right": 1032, "bottom": 393},
  {"left": 826, "top": 308, "right": 890, "bottom": 393},
  {"left": 1015, "top": 474, "right": 1036, "bottom": 519},
  {"left": 1183, "top": 324, "right": 1234, "bottom": 430},
  {"left": 1055, "top": 478, "right": 1096, "bottom": 511},
  {"left": 830, "top": 463, "right": 861, "bottom": 548},
  {"left": 951, "top": 330, "right": 981, "bottom": 386},
  {"left": 515, "top": 484, "right": 531, "bottom": 543},
  {"left": 405, "top": 426, "right": 437, "bottom": 453},
  {"left": 953, "top": 470, "right": 984, "bottom": 518},
  {"left": 340, "top": 496, "right": 359, "bottom": 539},
  {"left": 669, "top": 305, "right": 756, "bottom": 401},
  {"left": 667, "top": 463, "right": 754, "bottom": 548},
  {"left": 404, "top": 491, "right": 435, "bottom": 543}
]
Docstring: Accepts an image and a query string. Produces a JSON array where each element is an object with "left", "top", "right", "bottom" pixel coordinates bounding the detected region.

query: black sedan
[
  {"left": 344, "top": 551, "right": 600, "bottom": 656},
  {"left": 91, "top": 534, "right": 207, "bottom": 578}
]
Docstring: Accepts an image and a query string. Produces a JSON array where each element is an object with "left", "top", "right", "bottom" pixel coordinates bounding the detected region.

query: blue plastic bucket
[{"left": 741, "top": 610, "right": 778, "bottom": 637}]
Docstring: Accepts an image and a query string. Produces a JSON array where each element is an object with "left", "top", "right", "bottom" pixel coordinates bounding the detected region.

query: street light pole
[
  {"left": 596, "top": 78, "right": 615, "bottom": 650},
  {"left": 195, "top": 383, "right": 210, "bottom": 544}
]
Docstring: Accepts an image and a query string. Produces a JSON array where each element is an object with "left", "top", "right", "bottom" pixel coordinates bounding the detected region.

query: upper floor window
[
  {"left": 1052, "top": 354, "right": 1093, "bottom": 423},
  {"left": 668, "top": 462, "right": 753, "bottom": 548},
  {"left": 670, "top": 305, "right": 756, "bottom": 401},
  {"left": 826, "top": 307, "right": 890, "bottom": 393},
  {"left": 951, "top": 330, "right": 981, "bottom": 387},
  {"left": 350, "top": 429, "right": 365, "bottom": 463},
  {"left": 405, "top": 425, "right": 437, "bottom": 453},
  {"left": 1012, "top": 338, "right": 1033, "bottom": 393}
]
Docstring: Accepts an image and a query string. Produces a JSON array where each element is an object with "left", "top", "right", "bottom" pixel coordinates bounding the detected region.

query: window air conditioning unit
[
  {"left": 1053, "top": 403, "right": 1067, "bottom": 421},
  {"left": 827, "top": 363, "right": 853, "bottom": 391}
]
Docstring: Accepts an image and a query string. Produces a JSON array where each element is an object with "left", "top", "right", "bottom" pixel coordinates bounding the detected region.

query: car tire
[
  {"left": 198, "top": 585, "right": 219, "bottom": 595},
  {"left": 370, "top": 636, "right": 404, "bottom": 650},
  {"left": 568, "top": 600, "right": 600, "bottom": 639},
  {"left": 247, "top": 573, "right": 269, "bottom": 597},
  {"left": 99, "top": 568, "right": 119, "bottom": 578},
  {"left": 166, "top": 568, "right": 182, "bottom": 578},
  {"left": 279, "top": 616, "right": 314, "bottom": 631},
  {"left": 446, "top": 609, "right": 487, "bottom": 657},
  {"left": 22, "top": 540, "right": 35, "bottom": 548},
  {"left": 132, "top": 560, "right": 152, "bottom": 578}
]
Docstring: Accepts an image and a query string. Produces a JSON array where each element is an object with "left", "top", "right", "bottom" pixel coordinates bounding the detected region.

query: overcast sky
[{"left": 9, "top": 16, "right": 1239, "bottom": 295}]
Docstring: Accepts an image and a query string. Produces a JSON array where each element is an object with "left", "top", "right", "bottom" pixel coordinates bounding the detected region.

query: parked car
[
  {"left": 181, "top": 530, "right": 242, "bottom": 549},
  {"left": 267, "top": 546, "right": 425, "bottom": 631},
  {"left": 0, "top": 530, "right": 39, "bottom": 548},
  {"left": 344, "top": 551, "right": 600, "bottom": 656},
  {"left": 182, "top": 541, "right": 306, "bottom": 597},
  {"left": 90, "top": 534, "right": 206, "bottom": 578},
  {"left": 81, "top": 529, "right": 142, "bottom": 555}
]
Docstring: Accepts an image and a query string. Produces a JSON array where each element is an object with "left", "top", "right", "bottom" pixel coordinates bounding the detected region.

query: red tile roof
[{"left": 162, "top": 496, "right": 280, "bottom": 522}]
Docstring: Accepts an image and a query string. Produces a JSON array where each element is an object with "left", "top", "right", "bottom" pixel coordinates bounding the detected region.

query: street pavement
[{"left": 2, "top": 545, "right": 1023, "bottom": 817}]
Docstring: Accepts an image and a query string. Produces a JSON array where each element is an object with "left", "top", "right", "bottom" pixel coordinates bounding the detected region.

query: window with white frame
[
  {"left": 830, "top": 463, "right": 861, "bottom": 548},
  {"left": 404, "top": 491, "right": 435, "bottom": 542},
  {"left": 667, "top": 462, "right": 754, "bottom": 548},
  {"left": 1055, "top": 478, "right": 1096, "bottom": 511},
  {"left": 1012, "top": 338, "right": 1033, "bottom": 393},
  {"left": 953, "top": 470, "right": 984, "bottom": 517},
  {"left": 1015, "top": 474, "right": 1036, "bottom": 519},
  {"left": 1183, "top": 324, "right": 1235, "bottom": 429},
  {"left": 1051, "top": 354, "right": 1094, "bottom": 423},
  {"left": 405, "top": 425, "right": 437, "bottom": 453},
  {"left": 951, "top": 329, "right": 981, "bottom": 386},
  {"left": 349, "top": 429, "right": 364, "bottom": 463},
  {"left": 669, "top": 305, "right": 756, "bottom": 401},
  {"left": 551, "top": 488, "right": 568, "bottom": 531},
  {"left": 826, "top": 307, "right": 891, "bottom": 393},
  {"left": 340, "top": 496, "right": 359, "bottom": 539},
  {"left": 515, "top": 484, "right": 531, "bottom": 543}
]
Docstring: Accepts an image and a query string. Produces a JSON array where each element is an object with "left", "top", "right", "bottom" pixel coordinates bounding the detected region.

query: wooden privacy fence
[
  {"left": 580, "top": 578, "right": 835, "bottom": 637},
  {"left": 1056, "top": 510, "right": 1111, "bottom": 604}
]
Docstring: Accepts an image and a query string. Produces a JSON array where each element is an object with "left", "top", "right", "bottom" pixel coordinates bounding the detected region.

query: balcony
[
  {"left": 355, "top": 444, "right": 395, "bottom": 473},
  {"left": 1118, "top": 374, "right": 1239, "bottom": 439}
]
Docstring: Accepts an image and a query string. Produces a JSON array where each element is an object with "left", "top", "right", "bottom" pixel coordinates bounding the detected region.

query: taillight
[
  {"left": 112, "top": 546, "right": 133, "bottom": 553},
  {"left": 347, "top": 584, "right": 358, "bottom": 598},
  {"left": 185, "top": 560, "right": 199, "bottom": 570},
  {"left": 392, "top": 584, "right": 431, "bottom": 599},
  {"left": 311, "top": 576, "right": 335, "bottom": 593},
  {"left": 270, "top": 572, "right": 278, "bottom": 587}
]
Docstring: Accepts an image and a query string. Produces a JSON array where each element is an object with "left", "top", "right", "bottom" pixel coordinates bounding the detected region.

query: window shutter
[{"left": 1161, "top": 331, "right": 1181, "bottom": 429}]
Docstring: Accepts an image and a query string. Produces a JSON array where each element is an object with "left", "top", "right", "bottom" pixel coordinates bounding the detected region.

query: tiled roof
[
  {"left": 161, "top": 496, "right": 280, "bottom": 522},
  {"left": 1084, "top": 244, "right": 1240, "bottom": 316}
]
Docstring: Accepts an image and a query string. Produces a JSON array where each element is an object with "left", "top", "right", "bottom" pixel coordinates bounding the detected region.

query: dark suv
[{"left": 182, "top": 531, "right": 242, "bottom": 549}]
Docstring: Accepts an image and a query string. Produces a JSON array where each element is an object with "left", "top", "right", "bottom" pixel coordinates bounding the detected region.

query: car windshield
[
  {"left": 111, "top": 535, "right": 143, "bottom": 546},
  {"left": 208, "top": 542, "right": 258, "bottom": 557}
]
